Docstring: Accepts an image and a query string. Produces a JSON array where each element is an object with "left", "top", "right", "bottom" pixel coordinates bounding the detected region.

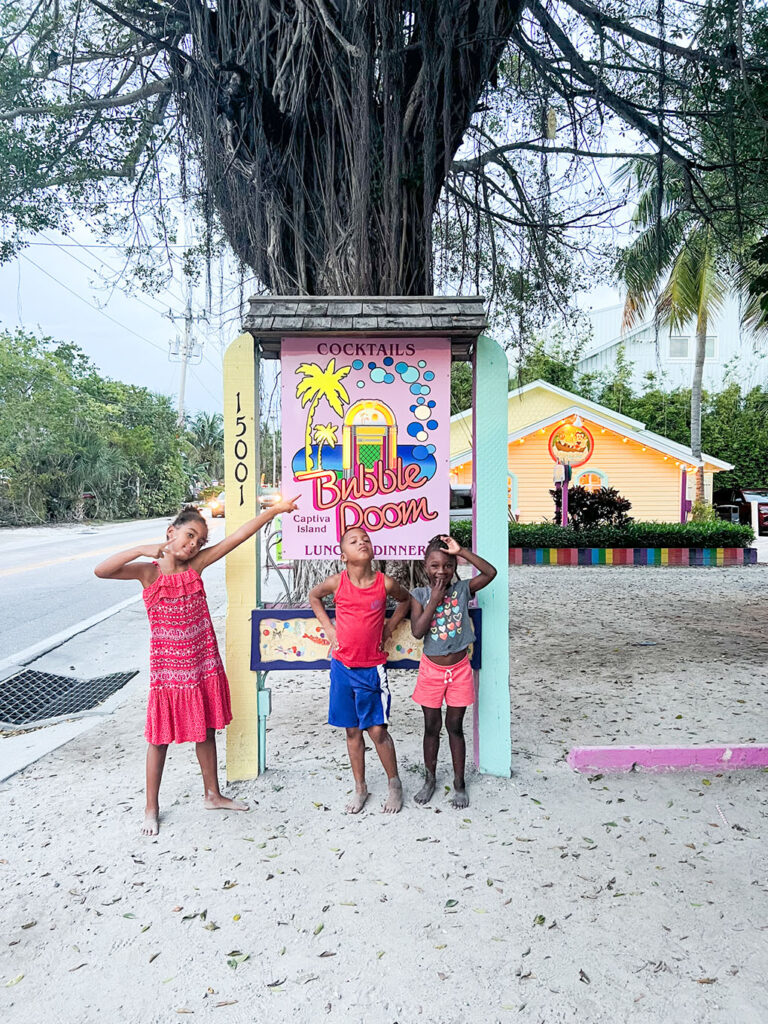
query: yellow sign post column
[{"left": 223, "top": 332, "right": 260, "bottom": 780}]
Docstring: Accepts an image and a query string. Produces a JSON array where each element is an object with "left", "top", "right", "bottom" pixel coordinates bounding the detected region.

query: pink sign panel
[{"left": 281, "top": 337, "right": 450, "bottom": 559}]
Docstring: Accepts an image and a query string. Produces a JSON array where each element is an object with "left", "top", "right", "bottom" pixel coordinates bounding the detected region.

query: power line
[
  {"left": 37, "top": 232, "right": 185, "bottom": 319},
  {"left": 18, "top": 252, "right": 169, "bottom": 357}
]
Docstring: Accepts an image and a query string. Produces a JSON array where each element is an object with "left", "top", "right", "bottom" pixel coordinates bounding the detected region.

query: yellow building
[{"left": 450, "top": 380, "right": 732, "bottom": 523}]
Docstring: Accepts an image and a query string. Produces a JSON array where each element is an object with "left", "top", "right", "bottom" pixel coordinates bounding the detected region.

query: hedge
[{"left": 450, "top": 518, "right": 754, "bottom": 550}]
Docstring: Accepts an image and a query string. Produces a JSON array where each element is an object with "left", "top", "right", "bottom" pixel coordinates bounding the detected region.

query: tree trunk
[
  {"left": 178, "top": 1, "right": 523, "bottom": 296},
  {"left": 691, "top": 311, "right": 707, "bottom": 503}
]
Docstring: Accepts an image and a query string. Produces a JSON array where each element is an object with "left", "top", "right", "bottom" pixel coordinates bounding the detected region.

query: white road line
[{"left": 0, "top": 593, "right": 144, "bottom": 675}]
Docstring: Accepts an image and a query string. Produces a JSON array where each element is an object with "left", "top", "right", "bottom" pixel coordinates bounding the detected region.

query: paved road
[{"left": 0, "top": 516, "right": 226, "bottom": 659}]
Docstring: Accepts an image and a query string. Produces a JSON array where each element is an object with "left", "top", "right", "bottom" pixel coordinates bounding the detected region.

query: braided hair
[{"left": 423, "top": 534, "right": 458, "bottom": 582}]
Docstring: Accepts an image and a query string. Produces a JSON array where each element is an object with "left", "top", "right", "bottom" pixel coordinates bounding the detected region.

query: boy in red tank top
[{"left": 309, "top": 527, "right": 411, "bottom": 813}]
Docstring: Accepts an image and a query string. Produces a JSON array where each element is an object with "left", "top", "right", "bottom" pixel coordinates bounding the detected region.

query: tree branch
[{"left": 0, "top": 77, "right": 172, "bottom": 121}]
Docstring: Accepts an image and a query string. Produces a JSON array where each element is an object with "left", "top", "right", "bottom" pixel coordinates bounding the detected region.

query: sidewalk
[{"left": 2, "top": 566, "right": 768, "bottom": 1023}]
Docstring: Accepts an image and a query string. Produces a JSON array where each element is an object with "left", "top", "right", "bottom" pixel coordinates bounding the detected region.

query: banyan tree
[{"left": 3, "top": 2, "right": 767, "bottom": 308}]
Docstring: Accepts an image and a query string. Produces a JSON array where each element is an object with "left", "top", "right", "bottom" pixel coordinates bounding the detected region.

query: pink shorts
[{"left": 412, "top": 653, "right": 475, "bottom": 709}]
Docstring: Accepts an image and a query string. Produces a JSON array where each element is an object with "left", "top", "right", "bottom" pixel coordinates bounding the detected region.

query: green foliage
[
  {"left": 450, "top": 363, "right": 474, "bottom": 414},
  {"left": 186, "top": 411, "right": 224, "bottom": 484},
  {"left": 0, "top": 328, "right": 187, "bottom": 524},
  {"left": 497, "top": 521, "right": 754, "bottom": 550},
  {"left": 450, "top": 518, "right": 754, "bottom": 549},
  {"left": 689, "top": 500, "right": 718, "bottom": 524},
  {"left": 551, "top": 485, "right": 633, "bottom": 530}
]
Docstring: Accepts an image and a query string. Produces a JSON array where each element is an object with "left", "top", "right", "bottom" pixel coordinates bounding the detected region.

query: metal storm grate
[{"left": 0, "top": 669, "right": 138, "bottom": 728}]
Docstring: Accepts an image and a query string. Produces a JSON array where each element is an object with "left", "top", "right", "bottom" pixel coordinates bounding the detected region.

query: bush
[
  {"left": 550, "top": 484, "right": 633, "bottom": 529},
  {"left": 450, "top": 519, "right": 755, "bottom": 549},
  {"left": 689, "top": 499, "right": 718, "bottom": 523}
]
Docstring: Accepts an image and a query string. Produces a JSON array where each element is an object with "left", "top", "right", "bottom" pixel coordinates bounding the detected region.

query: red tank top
[{"left": 332, "top": 570, "right": 387, "bottom": 668}]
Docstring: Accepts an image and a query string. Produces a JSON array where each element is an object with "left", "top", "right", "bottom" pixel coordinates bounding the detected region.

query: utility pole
[
  {"left": 167, "top": 297, "right": 204, "bottom": 425},
  {"left": 166, "top": 217, "right": 206, "bottom": 425}
]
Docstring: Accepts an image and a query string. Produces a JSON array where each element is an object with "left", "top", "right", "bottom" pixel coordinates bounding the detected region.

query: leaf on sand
[
  {"left": 123, "top": 913, "right": 136, "bottom": 919},
  {"left": 445, "top": 899, "right": 458, "bottom": 908},
  {"left": 376, "top": 951, "right": 385, "bottom": 959},
  {"left": 149, "top": 953, "right": 161, "bottom": 963},
  {"left": 172, "top": 906, "right": 183, "bottom": 913},
  {"left": 214, "top": 1002, "right": 238, "bottom": 1008},
  {"left": 318, "top": 951, "right": 336, "bottom": 958},
  {"left": 533, "top": 915, "right": 546, "bottom": 926},
  {"left": 141, "top": 925, "right": 151, "bottom": 933},
  {"left": 313, "top": 923, "right": 324, "bottom": 935},
  {"left": 20, "top": 921, "right": 36, "bottom": 930},
  {"left": 266, "top": 978, "right": 286, "bottom": 988},
  {"left": 176, "top": 1010, "right": 195, "bottom": 1014},
  {"left": 222, "top": 881, "right": 238, "bottom": 890},
  {"left": 68, "top": 963, "right": 87, "bottom": 972},
  {"left": 697, "top": 977, "right": 717, "bottom": 984},
  {"left": 203, "top": 922, "right": 220, "bottom": 931},
  {"left": 233, "top": 915, "right": 241, "bottom": 922},
  {"left": 5, "top": 975, "right": 24, "bottom": 987},
  {"left": 579, "top": 969, "right": 590, "bottom": 984}
]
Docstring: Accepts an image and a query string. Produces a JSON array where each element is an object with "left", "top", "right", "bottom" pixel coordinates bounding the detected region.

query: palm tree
[
  {"left": 295, "top": 360, "right": 350, "bottom": 472},
  {"left": 313, "top": 423, "right": 338, "bottom": 472},
  {"left": 617, "top": 159, "right": 761, "bottom": 502},
  {"left": 187, "top": 411, "right": 225, "bottom": 483}
]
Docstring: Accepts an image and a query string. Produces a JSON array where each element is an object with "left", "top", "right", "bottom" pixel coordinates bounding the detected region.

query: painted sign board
[
  {"left": 548, "top": 420, "right": 594, "bottom": 467},
  {"left": 251, "top": 608, "right": 482, "bottom": 671},
  {"left": 280, "top": 337, "right": 450, "bottom": 559}
]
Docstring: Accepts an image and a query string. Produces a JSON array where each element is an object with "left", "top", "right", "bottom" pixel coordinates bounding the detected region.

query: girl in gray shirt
[{"left": 410, "top": 535, "right": 496, "bottom": 808}]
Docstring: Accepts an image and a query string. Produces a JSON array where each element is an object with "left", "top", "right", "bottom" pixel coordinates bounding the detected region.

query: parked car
[
  {"left": 450, "top": 486, "right": 472, "bottom": 520},
  {"left": 208, "top": 491, "right": 225, "bottom": 517}
]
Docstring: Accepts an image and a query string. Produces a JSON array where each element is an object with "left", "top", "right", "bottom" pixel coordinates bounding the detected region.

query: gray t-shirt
[{"left": 411, "top": 579, "right": 475, "bottom": 656}]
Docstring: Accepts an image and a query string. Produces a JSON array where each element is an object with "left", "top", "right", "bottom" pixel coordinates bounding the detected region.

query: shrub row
[{"left": 450, "top": 518, "right": 754, "bottom": 550}]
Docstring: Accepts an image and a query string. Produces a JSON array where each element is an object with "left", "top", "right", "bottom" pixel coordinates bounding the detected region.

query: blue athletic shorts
[{"left": 328, "top": 659, "right": 391, "bottom": 730}]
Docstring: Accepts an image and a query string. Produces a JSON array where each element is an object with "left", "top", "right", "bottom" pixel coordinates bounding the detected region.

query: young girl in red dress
[{"left": 95, "top": 497, "right": 298, "bottom": 835}]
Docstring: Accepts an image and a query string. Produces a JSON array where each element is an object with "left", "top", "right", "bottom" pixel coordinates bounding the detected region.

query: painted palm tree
[
  {"left": 617, "top": 159, "right": 762, "bottom": 502},
  {"left": 295, "top": 359, "right": 350, "bottom": 472},
  {"left": 313, "top": 423, "right": 338, "bottom": 471}
]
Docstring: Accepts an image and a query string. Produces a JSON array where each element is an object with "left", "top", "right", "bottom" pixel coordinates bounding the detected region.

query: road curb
[{"left": 0, "top": 593, "right": 144, "bottom": 676}]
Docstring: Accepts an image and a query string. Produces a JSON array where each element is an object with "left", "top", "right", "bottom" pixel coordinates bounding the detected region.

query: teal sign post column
[{"left": 472, "top": 334, "right": 512, "bottom": 776}]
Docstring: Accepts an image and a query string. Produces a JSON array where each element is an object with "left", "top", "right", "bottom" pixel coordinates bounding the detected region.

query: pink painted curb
[{"left": 567, "top": 744, "right": 768, "bottom": 773}]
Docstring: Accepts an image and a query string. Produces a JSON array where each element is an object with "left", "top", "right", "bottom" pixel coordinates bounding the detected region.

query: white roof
[{"left": 450, "top": 379, "right": 733, "bottom": 471}]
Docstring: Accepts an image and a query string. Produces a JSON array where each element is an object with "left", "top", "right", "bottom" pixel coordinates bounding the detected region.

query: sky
[
  {"left": 0, "top": 226, "right": 621, "bottom": 417},
  {"left": 0, "top": 228, "right": 232, "bottom": 414}
]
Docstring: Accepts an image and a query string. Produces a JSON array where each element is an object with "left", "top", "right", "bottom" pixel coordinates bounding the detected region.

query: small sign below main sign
[{"left": 281, "top": 337, "right": 450, "bottom": 559}]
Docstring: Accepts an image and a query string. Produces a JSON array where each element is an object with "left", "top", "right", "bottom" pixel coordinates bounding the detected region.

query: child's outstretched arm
[
  {"left": 438, "top": 535, "right": 497, "bottom": 594},
  {"left": 308, "top": 575, "right": 341, "bottom": 655},
  {"left": 194, "top": 495, "right": 299, "bottom": 571},
  {"left": 94, "top": 544, "right": 165, "bottom": 584},
  {"left": 382, "top": 577, "right": 411, "bottom": 644}
]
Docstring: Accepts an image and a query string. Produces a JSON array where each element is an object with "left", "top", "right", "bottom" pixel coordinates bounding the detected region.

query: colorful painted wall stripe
[
  {"left": 568, "top": 744, "right": 768, "bottom": 773},
  {"left": 508, "top": 547, "right": 757, "bottom": 566}
]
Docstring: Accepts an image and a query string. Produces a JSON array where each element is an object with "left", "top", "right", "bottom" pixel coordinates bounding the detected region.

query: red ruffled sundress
[{"left": 143, "top": 567, "right": 232, "bottom": 744}]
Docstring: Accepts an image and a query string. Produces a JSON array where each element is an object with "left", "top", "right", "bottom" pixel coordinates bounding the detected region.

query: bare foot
[
  {"left": 382, "top": 777, "right": 403, "bottom": 814},
  {"left": 204, "top": 794, "right": 249, "bottom": 811},
  {"left": 141, "top": 811, "right": 159, "bottom": 836},
  {"left": 414, "top": 773, "right": 436, "bottom": 805},
  {"left": 451, "top": 782, "right": 469, "bottom": 809},
  {"left": 345, "top": 786, "right": 369, "bottom": 814}
]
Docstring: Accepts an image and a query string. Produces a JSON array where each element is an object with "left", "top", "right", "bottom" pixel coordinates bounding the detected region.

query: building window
[
  {"left": 669, "top": 335, "right": 717, "bottom": 359},
  {"left": 669, "top": 336, "right": 689, "bottom": 359},
  {"left": 577, "top": 470, "right": 607, "bottom": 493}
]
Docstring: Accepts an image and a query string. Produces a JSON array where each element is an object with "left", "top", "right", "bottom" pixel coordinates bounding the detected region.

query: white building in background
[{"left": 576, "top": 295, "right": 768, "bottom": 392}]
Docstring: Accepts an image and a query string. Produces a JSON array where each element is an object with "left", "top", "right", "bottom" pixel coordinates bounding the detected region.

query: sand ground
[{"left": 2, "top": 566, "right": 767, "bottom": 1023}]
